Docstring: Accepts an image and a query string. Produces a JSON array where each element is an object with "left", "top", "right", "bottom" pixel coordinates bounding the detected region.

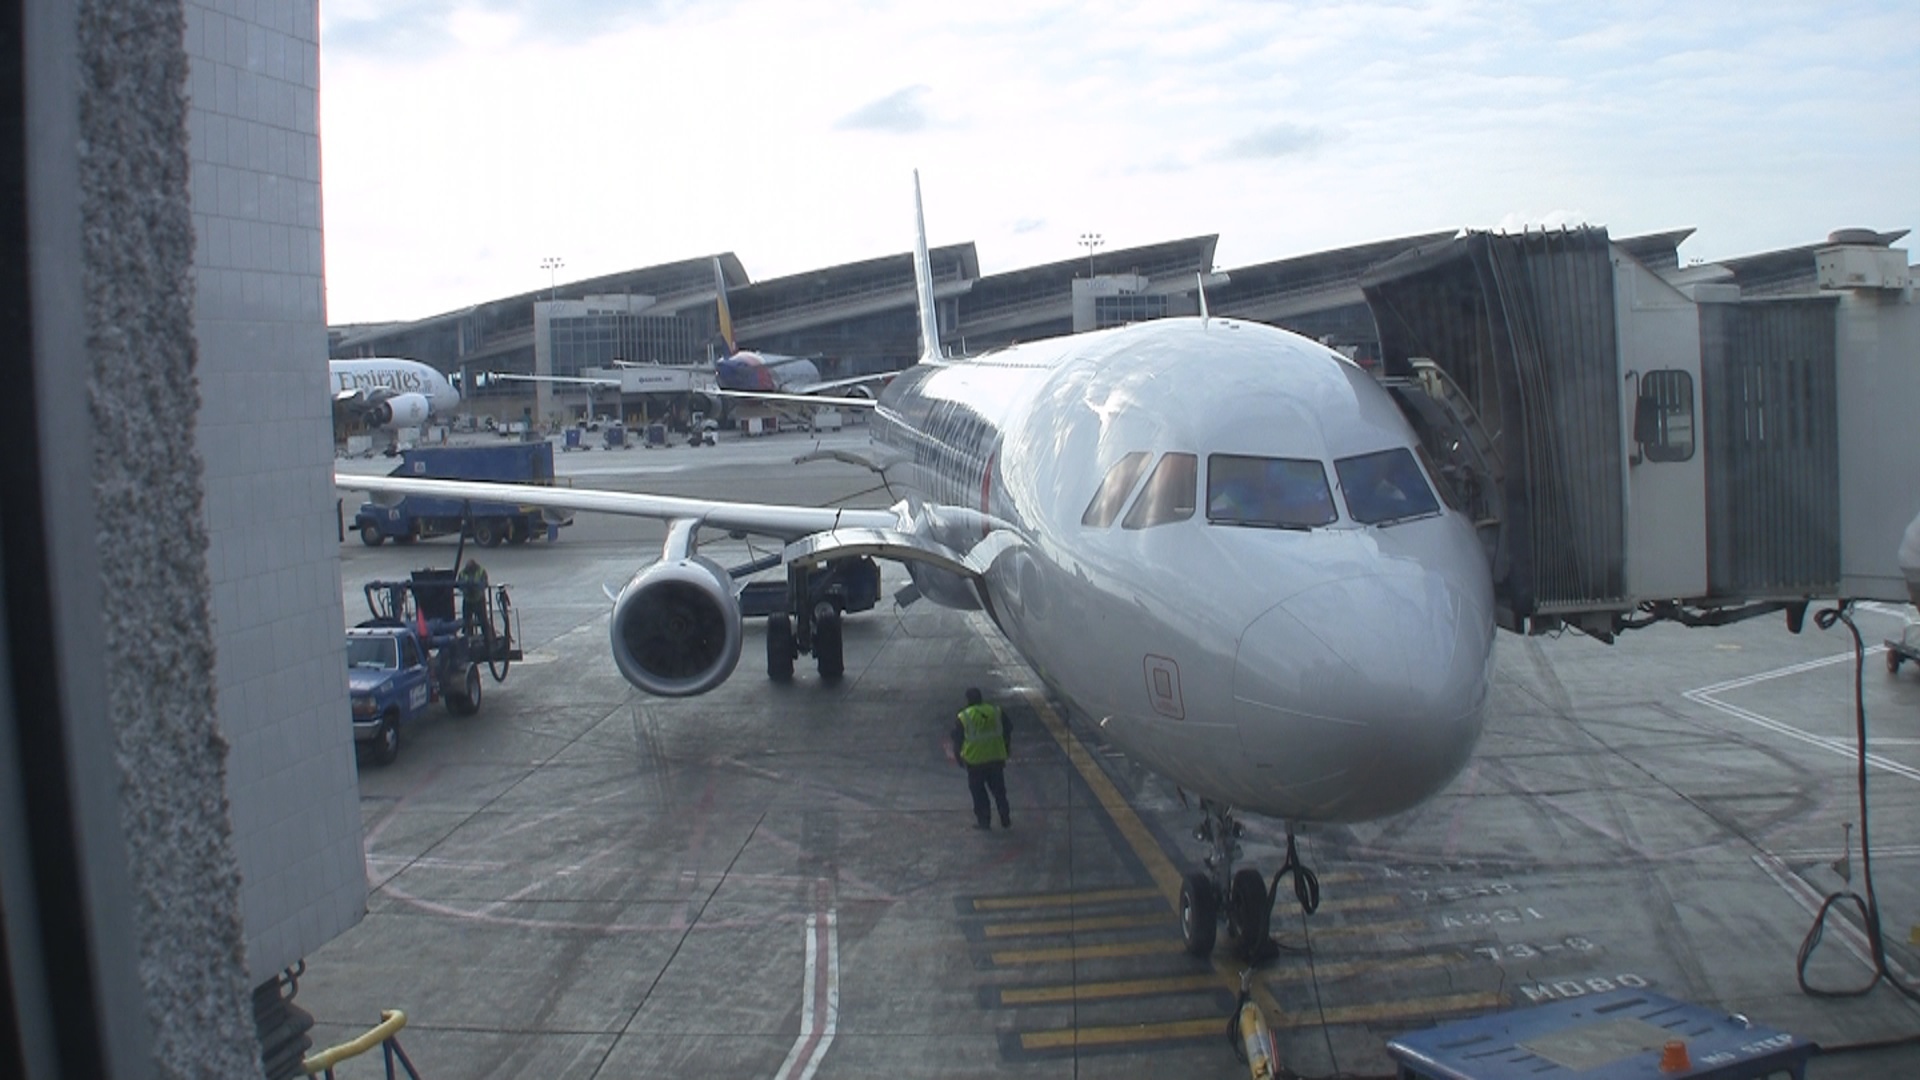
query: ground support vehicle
[
  {"left": 354, "top": 443, "right": 571, "bottom": 547},
  {"left": 347, "top": 569, "right": 523, "bottom": 765}
]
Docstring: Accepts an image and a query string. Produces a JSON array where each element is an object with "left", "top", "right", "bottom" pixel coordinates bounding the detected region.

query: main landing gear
[
  {"left": 764, "top": 563, "right": 845, "bottom": 682},
  {"left": 1178, "top": 800, "right": 1321, "bottom": 962}
]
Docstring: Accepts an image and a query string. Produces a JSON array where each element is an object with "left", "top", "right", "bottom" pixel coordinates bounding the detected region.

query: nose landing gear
[{"left": 1179, "top": 801, "right": 1321, "bottom": 962}]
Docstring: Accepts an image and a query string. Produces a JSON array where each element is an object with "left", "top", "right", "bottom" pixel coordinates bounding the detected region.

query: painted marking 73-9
[{"left": 1474, "top": 936, "right": 1596, "bottom": 961}]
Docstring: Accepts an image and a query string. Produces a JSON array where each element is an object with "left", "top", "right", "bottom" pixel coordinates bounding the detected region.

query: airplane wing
[
  {"left": 336, "top": 473, "right": 904, "bottom": 544},
  {"left": 486, "top": 372, "right": 624, "bottom": 387},
  {"left": 792, "top": 372, "right": 893, "bottom": 396},
  {"left": 714, "top": 388, "right": 879, "bottom": 409}
]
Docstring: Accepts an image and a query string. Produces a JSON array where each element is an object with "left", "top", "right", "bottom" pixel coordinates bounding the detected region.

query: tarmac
[{"left": 309, "top": 428, "right": 1920, "bottom": 1078}]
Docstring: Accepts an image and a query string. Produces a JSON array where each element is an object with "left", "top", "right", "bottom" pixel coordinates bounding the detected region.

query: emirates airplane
[
  {"left": 330, "top": 357, "right": 460, "bottom": 429},
  {"left": 339, "top": 174, "right": 1496, "bottom": 960}
]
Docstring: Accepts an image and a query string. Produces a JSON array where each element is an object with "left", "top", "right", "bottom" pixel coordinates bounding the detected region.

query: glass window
[
  {"left": 1207, "top": 455, "right": 1337, "bottom": 529},
  {"left": 400, "top": 636, "right": 421, "bottom": 668},
  {"left": 1122, "top": 453, "right": 1198, "bottom": 530},
  {"left": 347, "top": 637, "right": 397, "bottom": 669},
  {"left": 1082, "top": 451, "right": 1152, "bottom": 527},
  {"left": 1636, "top": 369, "right": 1695, "bottom": 463},
  {"left": 1334, "top": 448, "right": 1442, "bottom": 526}
]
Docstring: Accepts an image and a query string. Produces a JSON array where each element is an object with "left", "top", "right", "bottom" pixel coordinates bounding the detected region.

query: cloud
[
  {"left": 1216, "top": 122, "right": 1331, "bottom": 160},
  {"left": 835, "top": 85, "right": 932, "bottom": 133},
  {"left": 324, "top": 0, "right": 688, "bottom": 57}
]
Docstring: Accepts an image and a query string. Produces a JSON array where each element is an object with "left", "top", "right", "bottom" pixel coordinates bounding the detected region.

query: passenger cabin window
[
  {"left": 1122, "top": 453, "right": 1198, "bottom": 530},
  {"left": 1334, "top": 448, "right": 1442, "bottom": 526},
  {"left": 1082, "top": 451, "right": 1152, "bottom": 527},
  {"left": 1635, "top": 369, "right": 1695, "bottom": 463},
  {"left": 1206, "top": 455, "right": 1337, "bottom": 529}
]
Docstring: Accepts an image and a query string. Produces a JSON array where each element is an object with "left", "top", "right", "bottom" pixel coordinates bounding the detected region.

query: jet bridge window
[
  {"left": 1122, "top": 453, "right": 1198, "bottom": 530},
  {"left": 1206, "top": 455, "right": 1337, "bottom": 529},
  {"left": 1634, "top": 369, "right": 1695, "bottom": 463},
  {"left": 1081, "top": 451, "right": 1152, "bottom": 527},
  {"left": 1334, "top": 448, "right": 1442, "bottom": 526}
]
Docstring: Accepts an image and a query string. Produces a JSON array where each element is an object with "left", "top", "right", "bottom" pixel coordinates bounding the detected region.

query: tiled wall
[{"left": 183, "top": 0, "right": 366, "bottom": 984}]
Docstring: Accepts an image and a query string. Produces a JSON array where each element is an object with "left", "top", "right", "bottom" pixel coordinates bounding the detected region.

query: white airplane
[
  {"left": 330, "top": 357, "right": 460, "bottom": 429},
  {"left": 336, "top": 174, "right": 1496, "bottom": 960}
]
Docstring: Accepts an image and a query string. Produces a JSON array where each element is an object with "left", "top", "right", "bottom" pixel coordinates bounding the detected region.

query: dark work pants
[{"left": 967, "top": 762, "right": 1009, "bottom": 826}]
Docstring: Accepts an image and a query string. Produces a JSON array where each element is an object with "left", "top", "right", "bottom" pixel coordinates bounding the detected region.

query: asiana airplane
[{"left": 340, "top": 173, "right": 1497, "bottom": 960}]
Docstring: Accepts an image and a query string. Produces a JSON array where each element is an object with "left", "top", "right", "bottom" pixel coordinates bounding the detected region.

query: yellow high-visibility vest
[{"left": 958, "top": 703, "right": 1006, "bottom": 765}]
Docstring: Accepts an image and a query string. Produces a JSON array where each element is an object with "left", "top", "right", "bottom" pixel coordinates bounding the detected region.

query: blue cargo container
[{"left": 353, "top": 442, "right": 571, "bottom": 547}]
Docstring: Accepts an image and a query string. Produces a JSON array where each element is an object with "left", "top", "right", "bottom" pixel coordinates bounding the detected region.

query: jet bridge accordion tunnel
[{"left": 1359, "top": 226, "right": 1920, "bottom": 640}]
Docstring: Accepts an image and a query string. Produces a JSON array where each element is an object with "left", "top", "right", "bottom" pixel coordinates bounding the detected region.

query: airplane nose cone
[{"left": 1234, "top": 570, "right": 1491, "bottom": 820}]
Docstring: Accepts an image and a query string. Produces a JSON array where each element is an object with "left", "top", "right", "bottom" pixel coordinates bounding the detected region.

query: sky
[{"left": 318, "top": 0, "right": 1919, "bottom": 325}]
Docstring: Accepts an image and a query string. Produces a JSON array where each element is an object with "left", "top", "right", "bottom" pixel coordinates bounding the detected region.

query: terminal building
[{"left": 330, "top": 232, "right": 1483, "bottom": 428}]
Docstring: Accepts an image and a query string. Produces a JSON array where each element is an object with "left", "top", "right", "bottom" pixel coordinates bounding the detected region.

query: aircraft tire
[
  {"left": 367, "top": 712, "right": 400, "bottom": 766},
  {"left": 1228, "top": 868, "right": 1271, "bottom": 961},
  {"left": 1179, "top": 872, "right": 1218, "bottom": 957},
  {"left": 767, "top": 614, "right": 795, "bottom": 681},
  {"left": 359, "top": 522, "right": 384, "bottom": 547},
  {"left": 815, "top": 610, "right": 844, "bottom": 680}
]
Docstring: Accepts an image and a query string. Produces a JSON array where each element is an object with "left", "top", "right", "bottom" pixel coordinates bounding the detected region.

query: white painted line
[
  {"left": 774, "top": 906, "right": 839, "bottom": 1080},
  {"left": 1682, "top": 685, "right": 1920, "bottom": 785},
  {"left": 1681, "top": 647, "right": 1920, "bottom": 785},
  {"left": 1689, "top": 648, "right": 1876, "bottom": 697}
]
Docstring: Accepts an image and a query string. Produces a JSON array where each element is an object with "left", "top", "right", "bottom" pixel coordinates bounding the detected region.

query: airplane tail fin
[
  {"left": 912, "top": 170, "right": 941, "bottom": 363},
  {"left": 712, "top": 257, "right": 739, "bottom": 356}
]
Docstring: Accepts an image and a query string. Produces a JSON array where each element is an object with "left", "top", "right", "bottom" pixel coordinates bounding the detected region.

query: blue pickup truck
[{"left": 346, "top": 623, "right": 483, "bottom": 765}]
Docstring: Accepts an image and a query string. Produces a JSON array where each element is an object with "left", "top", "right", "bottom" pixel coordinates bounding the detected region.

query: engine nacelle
[
  {"left": 609, "top": 556, "right": 743, "bottom": 696},
  {"left": 371, "top": 392, "right": 431, "bottom": 428}
]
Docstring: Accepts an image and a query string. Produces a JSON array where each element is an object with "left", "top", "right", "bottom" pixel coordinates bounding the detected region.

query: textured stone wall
[{"left": 77, "top": 0, "right": 261, "bottom": 1075}]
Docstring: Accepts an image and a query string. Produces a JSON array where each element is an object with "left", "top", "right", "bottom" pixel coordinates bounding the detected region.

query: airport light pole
[
  {"left": 1078, "top": 232, "right": 1103, "bottom": 278},
  {"left": 541, "top": 256, "right": 564, "bottom": 302}
]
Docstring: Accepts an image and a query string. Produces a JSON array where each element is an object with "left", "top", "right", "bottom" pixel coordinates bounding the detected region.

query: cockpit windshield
[
  {"left": 347, "top": 636, "right": 398, "bottom": 669},
  {"left": 1082, "top": 451, "right": 1152, "bottom": 528},
  {"left": 1122, "top": 453, "right": 1198, "bottom": 529},
  {"left": 1333, "top": 447, "right": 1441, "bottom": 525},
  {"left": 1206, "top": 455, "right": 1337, "bottom": 529}
]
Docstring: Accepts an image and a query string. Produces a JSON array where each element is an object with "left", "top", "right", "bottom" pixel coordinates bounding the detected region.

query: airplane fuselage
[
  {"left": 715, "top": 351, "right": 823, "bottom": 395},
  {"left": 871, "top": 317, "right": 1495, "bottom": 823}
]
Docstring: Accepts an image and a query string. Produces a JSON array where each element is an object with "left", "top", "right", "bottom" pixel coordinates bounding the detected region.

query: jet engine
[
  {"left": 608, "top": 556, "right": 743, "bottom": 696},
  {"left": 370, "top": 392, "right": 430, "bottom": 428}
]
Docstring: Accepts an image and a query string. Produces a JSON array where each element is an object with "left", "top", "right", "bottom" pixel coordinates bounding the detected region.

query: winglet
[
  {"left": 913, "top": 170, "right": 941, "bottom": 362},
  {"left": 1196, "top": 272, "right": 1210, "bottom": 325},
  {"left": 712, "top": 257, "right": 739, "bottom": 355}
]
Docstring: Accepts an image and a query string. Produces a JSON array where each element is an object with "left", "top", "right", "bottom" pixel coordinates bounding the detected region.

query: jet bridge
[{"left": 1361, "top": 227, "right": 1919, "bottom": 639}]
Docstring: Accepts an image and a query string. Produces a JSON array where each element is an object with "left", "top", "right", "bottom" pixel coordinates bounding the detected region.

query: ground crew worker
[
  {"left": 951, "top": 687, "right": 1012, "bottom": 830},
  {"left": 457, "top": 557, "right": 489, "bottom": 633}
]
